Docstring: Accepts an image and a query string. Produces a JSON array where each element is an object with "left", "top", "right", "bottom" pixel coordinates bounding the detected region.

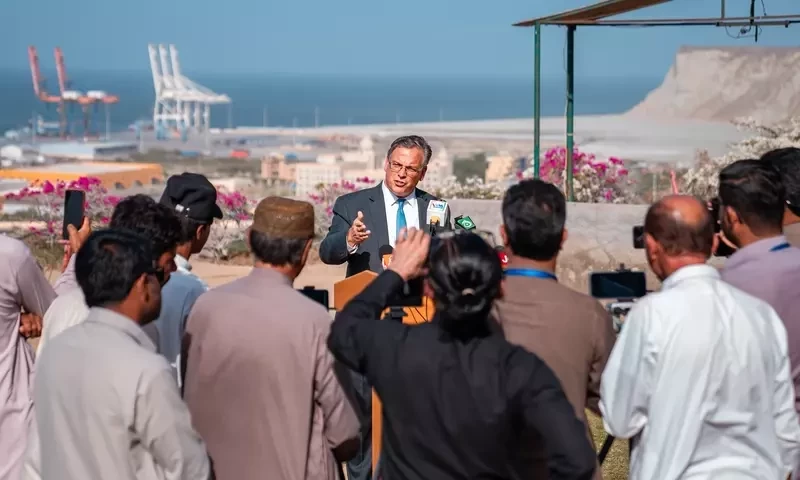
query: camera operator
[
  {"left": 328, "top": 228, "right": 596, "bottom": 480},
  {"left": 762, "top": 147, "right": 800, "bottom": 247},
  {"left": 600, "top": 195, "right": 800, "bottom": 480},
  {"left": 717, "top": 160, "right": 800, "bottom": 404},
  {"left": 492, "top": 179, "right": 614, "bottom": 479}
]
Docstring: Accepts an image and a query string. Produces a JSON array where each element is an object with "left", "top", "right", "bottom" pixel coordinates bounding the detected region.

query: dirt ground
[{"left": 193, "top": 260, "right": 345, "bottom": 302}]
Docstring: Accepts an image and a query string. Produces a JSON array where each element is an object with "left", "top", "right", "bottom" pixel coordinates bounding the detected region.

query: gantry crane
[
  {"left": 53, "top": 47, "right": 120, "bottom": 138},
  {"left": 28, "top": 46, "right": 67, "bottom": 138}
]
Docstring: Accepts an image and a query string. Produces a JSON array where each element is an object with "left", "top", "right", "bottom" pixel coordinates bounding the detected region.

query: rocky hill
[{"left": 628, "top": 46, "right": 800, "bottom": 124}]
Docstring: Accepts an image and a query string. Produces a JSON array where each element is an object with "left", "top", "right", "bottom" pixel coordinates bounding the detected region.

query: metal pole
[
  {"left": 565, "top": 25, "right": 576, "bottom": 201},
  {"left": 533, "top": 22, "right": 542, "bottom": 178}
]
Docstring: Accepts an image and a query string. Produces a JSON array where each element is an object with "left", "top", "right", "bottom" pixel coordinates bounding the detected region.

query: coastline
[{"left": 221, "top": 113, "right": 747, "bottom": 165}]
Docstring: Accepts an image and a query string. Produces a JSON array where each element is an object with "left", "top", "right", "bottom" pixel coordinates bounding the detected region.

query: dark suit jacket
[{"left": 319, "top": 183, "right": 451, "bottom": 277}]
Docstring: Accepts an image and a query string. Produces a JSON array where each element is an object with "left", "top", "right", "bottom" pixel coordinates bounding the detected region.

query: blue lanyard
[
  {"left": 504, "top": 268, "right": 557, "bottom": 281},
  {"left": 770, "top": 242, "right": 791, "bottom": 252}
]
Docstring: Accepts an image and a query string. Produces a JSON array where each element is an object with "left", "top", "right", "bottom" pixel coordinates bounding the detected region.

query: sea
[{"left": 0, "top": 69, "right": 662, "bottom": 133}]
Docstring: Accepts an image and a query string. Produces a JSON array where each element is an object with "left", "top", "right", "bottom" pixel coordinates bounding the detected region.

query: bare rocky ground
[{"left": 193, "top": 259, "right": 345, "bottom": 293}]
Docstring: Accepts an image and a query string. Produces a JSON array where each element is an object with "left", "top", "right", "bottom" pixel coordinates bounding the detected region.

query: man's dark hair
[
  {"left": 110, "top": 194, "right": 182, "bottom": 258},
  {"left": 761, "top": 147, "right": 800, "bottom": 217},
  {"left": 428, "top": 233, "right": 503, "bottom": 341},
  {"left": 386, "top": 135, "right": 433, "bottom": 167},
  {"left": 644, "top": 199, "right": 715, "bottom": 257},
  {"left": 718, "top": 159, "right": 785, "bottom": 235},
  {"left": 501, "top": 179, "right": 566, "bottom": 261},
  {"left": 176, "top": 217, "right": 210, "bottom": 244},
  {"left": 249, "top": 230, "right": 307, "bottom": 266},
  {"left": 76, "top": 229, "right": 155, "bottom": 308}
]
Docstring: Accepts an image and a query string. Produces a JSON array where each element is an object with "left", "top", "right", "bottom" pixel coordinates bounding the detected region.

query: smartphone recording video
[
  {"left": 589, "top": 271, "right": 647, "bottom": 299},
  {"left": 62, "top": 189, "right": 86, "bottom": 240}
]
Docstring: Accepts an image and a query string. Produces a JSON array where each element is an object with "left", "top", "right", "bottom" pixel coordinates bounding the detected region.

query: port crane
[
  {"left": 28, "top": 46, "right": 67, "bottom": 137},
  {"left": 54, "top": 47, "right": 119, "bottom": 138},
  {"left": 148, "top": 44, "right": 230, "bottom": 139}
]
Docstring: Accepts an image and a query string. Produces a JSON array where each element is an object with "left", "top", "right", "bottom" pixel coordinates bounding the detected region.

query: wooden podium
[{"left": 333, "top": 270, "right": 435, "bottom": 469}]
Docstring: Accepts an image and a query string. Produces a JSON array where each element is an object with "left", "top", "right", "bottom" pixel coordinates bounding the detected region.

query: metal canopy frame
[{"left": 514, "top": 0, "right": 800, "bottom": 200}]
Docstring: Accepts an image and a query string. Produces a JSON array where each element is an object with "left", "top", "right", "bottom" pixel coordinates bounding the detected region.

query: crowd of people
[{"left": 0, "top": 137, "right": 799, "bottom": 480}]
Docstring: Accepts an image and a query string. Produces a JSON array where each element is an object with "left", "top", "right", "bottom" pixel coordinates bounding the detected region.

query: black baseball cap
[{"left": 159, "top": 173, "right": 223, "bottom": 223}]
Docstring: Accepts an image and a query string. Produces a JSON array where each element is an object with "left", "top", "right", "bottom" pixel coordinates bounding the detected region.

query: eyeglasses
[{"left": 388, "top": 161, "right": 423, "bottom": 176}]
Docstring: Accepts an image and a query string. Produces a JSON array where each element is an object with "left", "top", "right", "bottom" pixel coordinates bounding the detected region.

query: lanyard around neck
[
  {"left": 770, "top": 242, "right": 791, "bottom": 252},
  {"left": 504, "top": 268, "right": 557, "bottom": 281}
]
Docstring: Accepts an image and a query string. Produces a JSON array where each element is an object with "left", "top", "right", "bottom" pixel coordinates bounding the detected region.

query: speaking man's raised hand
[{"left": 346, "top": 211, "right": 371, "bottom": 248}]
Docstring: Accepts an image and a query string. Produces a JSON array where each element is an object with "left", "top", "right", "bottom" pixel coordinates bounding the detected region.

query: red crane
[
  {"left": 53, "top": 47, "right": 120, "bottom": 138},
  {"left": 28, "top": 45, "right": 67, "bottom": 137},
  {"left": 54, "top": 46, "right": 93, "bottom": 137}
]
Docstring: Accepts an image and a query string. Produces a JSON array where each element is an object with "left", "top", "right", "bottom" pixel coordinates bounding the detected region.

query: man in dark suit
[
  {"left": 319, "top": 135, "right": 450, "bottom": 480},
  {"left": 320, "top": 135, "right": 450, "bottom": 276}
]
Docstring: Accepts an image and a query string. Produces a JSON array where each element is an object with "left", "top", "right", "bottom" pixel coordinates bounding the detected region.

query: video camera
[
  {"left": 632, "top": 197, "right": 735, "bottom": 257},
  {"left": 589, "top": 264, "right": 648, "bottom": 332}
]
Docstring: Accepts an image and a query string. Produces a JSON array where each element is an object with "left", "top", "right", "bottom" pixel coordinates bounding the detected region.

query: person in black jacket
[{"left": 328, "top": 228, "right": 596, "bottom": 480}]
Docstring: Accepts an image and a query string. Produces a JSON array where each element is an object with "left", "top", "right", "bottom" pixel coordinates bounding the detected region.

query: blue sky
[{"left": 1, "top": 0, "right": 797, "bottom": 79}]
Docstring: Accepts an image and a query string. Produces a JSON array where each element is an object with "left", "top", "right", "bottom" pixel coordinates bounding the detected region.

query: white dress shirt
[
  {"left": 600, "top": 264, "right": 800, "bottom": 480},
  {"left": 37, "top": 288, "right": 89, "bottom": 356},
  {"left": 347, "top": 182, "right": 420, "bottom": 253},
  {"left": 382, "top": 182, "right": 419, "bottom": 247}
]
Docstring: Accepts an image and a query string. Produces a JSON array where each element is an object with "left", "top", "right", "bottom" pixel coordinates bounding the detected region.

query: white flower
[{"left": 684, "top": 117, "right": 800, "bottom": 199}]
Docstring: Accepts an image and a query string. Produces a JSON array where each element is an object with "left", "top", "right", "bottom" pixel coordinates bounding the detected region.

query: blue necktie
[{"left": 396, "top": 198, "right": 407, "bottom": 241}]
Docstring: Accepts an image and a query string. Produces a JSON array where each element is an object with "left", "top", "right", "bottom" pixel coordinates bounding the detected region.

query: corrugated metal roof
[{"left": 513, "top": 0, "right": 672, "bottom": 27}]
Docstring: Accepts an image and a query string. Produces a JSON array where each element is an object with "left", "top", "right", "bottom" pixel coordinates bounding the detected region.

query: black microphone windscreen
[{"left": 379, "top": 245, "right": 394, "bottom": 256}]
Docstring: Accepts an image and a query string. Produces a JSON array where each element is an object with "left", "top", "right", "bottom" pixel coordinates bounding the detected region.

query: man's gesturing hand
[
  {"left": 346, "top": 211, "right": 371, "bottom": 248},
  {"left": 389, "top": 228, "right": 430, "bottom": 281}
]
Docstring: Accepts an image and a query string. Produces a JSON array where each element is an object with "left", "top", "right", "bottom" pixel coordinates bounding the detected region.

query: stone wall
[{"left": 449, "top": 199, "right": 659, "bottom": 292}]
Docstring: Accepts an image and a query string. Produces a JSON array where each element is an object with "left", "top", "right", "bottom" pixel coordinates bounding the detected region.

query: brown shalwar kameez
[{"left": 183, "top": 268, "right": 358, "bottom": 480}]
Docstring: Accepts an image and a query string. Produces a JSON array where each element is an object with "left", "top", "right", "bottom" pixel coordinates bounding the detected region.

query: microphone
[
  {"left": 454, "top": 215, "right": 476, "bottom": 231},
  {"left": 426, "top": 200, "right": 449, "bottom": 225},
  {"left": 429, "top": 218, "right": 440, "bottom": 235},
  {"left": 427, "top": 200, "right": 449, "bottom": 236},
  {"left": 379, "top": 244, "right": 393, "bottom": 270}
]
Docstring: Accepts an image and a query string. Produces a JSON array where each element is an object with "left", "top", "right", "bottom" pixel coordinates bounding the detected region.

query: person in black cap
[
  {"left": 157, "top": 172, "right": 223, "bottom": 385},
  {"left": 160, "top": 172, "right": 224, "bottom": 259}
]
